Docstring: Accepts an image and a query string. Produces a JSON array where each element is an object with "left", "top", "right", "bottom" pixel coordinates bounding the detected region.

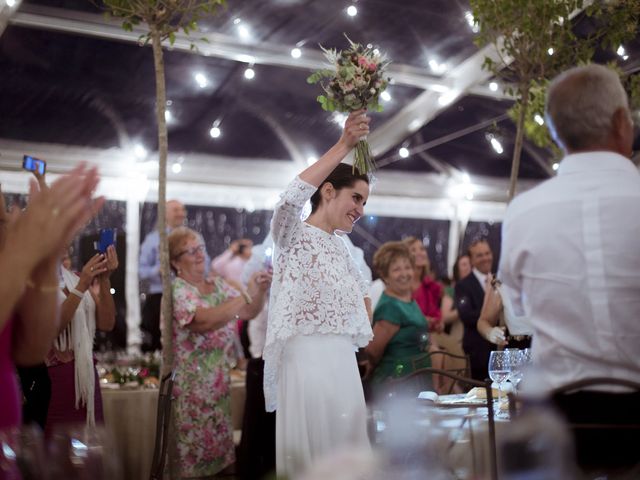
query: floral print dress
[{"left": 172, "top": 276, "right": 237, "bottom": 477}]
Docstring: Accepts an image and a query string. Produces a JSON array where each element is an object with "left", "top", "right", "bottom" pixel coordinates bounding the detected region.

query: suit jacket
[{"left": 455, "top": 274, "right": 494, "bottom": 381}]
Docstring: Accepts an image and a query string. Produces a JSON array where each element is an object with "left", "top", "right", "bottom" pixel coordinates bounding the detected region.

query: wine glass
[
  {"left": 506, "top": 349, "right": 525, "bottom": 392},
  {"left": 488, "top": 351, "right": 511, "bottom": 417},
  {"left": 521, "top": 348, "right": 532, "bottom": 366},
  {"left": 47, "top": 424, "right": 122, "bottom": 479}
]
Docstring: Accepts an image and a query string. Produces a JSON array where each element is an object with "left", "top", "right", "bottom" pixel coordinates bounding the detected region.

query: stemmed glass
[
  {"left": 488, "top": 351, "right": 511, "bottom": 418},
  {"left": 506, "top": 349, "right": 525, "bottom": 393}
]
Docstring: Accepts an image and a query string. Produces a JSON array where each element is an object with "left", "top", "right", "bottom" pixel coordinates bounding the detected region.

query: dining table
[
  {"left": 101, "top": 371, "right": 247, "bottom": 480},
  {"left": 371, "top": 392, "right": 510, "bottom": 480}
]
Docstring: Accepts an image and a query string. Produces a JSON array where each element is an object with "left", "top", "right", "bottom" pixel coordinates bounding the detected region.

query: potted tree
[
  {"left": 101, "top": 0, "right": 226, "bottom": 372},
  {"left": 470, "top": 0, "right": 640, "bottom": 200}
]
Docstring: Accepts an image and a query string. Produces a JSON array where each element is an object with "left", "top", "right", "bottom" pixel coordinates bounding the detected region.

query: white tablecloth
[{"left": 101, "top": 378, "right": 246, "bottom": 480}]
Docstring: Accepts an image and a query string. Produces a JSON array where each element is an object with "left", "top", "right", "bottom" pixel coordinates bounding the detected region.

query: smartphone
[
  {"left": 22, "top": 155, "right": 46, "bottom": 176},
  {"left": 94, "top": 228, "right": 117, "bottom": 253},
  {"left": 263, "top": 247, "right": 273, "bottom": 270}
]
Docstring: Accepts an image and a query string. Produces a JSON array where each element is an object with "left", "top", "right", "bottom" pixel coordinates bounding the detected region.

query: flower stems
[{"left": 353, "top": 139, "right": 377, "bottom": 174}]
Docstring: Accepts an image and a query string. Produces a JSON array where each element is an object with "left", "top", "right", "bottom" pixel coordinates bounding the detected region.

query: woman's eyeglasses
[{"left": 176, "top": 244, "right": 206, "bottom": 258}]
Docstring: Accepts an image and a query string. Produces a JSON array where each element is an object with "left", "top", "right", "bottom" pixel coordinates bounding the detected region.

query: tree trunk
[
  {"left": 508, "top": 85, "right": 529, "bottom": 202},
  {"left": 150, "top": 27, "right": 173, "bottom": 377}
]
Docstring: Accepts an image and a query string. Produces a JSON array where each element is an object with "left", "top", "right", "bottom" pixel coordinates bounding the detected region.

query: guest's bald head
[{"left": 166, "top": 200, "right": 186, "bottom": 229}]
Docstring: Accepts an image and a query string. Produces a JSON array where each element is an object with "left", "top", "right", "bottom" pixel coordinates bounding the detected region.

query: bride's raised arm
[{"left": 299, "top": 109, "right": 370, "bottom": 187}]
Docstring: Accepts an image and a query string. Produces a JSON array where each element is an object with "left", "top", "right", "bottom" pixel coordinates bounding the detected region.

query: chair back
[
  {"left": 549, "top": 377, "right": 640, "bottom": 473},
  {"left": 411, "top": 350, "right": 471, "bottom": 394},
  {"left": 385, "top": 367, "right": 498, "bottom": 480},
  {"left": 149, "top": 371, "right": 176, "bottom": 480}
]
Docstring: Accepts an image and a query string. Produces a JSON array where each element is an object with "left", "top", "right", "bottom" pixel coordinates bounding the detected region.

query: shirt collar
[
  {"left": 557, "top": 151, "right": 638, "bottom": 177},
  {"left": 473, "top": 268, "right": 488, "bottom": 291}
]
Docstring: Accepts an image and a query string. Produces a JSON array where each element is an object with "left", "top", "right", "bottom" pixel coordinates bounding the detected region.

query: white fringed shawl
[{"left": 56, "top": 267, "right": 97, "bottom": 427}]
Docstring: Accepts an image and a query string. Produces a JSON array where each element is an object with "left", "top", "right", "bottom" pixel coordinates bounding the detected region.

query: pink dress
[
  {"left": 413, "top": 276, "right": 443, "bottom": 331},
  {"left": 0, "top": 315, "right": 21, "bottom": 430}
]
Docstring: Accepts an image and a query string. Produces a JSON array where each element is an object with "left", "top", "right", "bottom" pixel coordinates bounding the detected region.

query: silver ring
[{"left": 90, "top": 267, "right": 94, "bottom": 272}]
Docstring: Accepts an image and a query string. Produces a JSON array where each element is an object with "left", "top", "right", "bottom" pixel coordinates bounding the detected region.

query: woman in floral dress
[{"left": 169, "top": 227, "right": 271, "bottom": 478}]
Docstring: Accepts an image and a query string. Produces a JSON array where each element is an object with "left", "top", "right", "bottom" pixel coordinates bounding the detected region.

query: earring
[{"left": 177, "top": 268, "right": 182, "bottom": 275}]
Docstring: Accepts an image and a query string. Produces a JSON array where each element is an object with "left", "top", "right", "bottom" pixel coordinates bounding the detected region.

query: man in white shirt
[
  {"left": 499, "top": 64, "right": 640, "bottom": 470},
  {"left": 237, "top": 237, "right": 276, "bottom": 479}
]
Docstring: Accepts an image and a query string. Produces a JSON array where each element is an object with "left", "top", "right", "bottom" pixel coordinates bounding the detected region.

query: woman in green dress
[{"left": 361, "top": 241, "right": 432, "bottom": 398}]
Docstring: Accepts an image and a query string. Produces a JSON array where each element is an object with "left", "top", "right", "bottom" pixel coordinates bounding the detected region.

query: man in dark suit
[{"left": 455, "top": 239, "right": 495, "bottom": 381}]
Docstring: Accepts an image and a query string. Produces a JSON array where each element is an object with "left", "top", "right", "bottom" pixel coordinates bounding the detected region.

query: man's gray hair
[{"left": 545, "top": 64, "right": 629, "bottom": 152}]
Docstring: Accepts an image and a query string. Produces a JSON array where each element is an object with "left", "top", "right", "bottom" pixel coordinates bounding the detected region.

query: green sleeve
[{"left": 373, "top": 298, "right": 406, "bottom": 327}]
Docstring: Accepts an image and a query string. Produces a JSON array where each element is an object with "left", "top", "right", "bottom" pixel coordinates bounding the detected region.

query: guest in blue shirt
[{"left": 139, "top": 200, "right": 186, "bottom": 351}]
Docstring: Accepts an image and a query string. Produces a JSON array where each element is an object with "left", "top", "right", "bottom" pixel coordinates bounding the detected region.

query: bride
[{"left": 264, "top": 109, "right": 374, "bottom": 477}]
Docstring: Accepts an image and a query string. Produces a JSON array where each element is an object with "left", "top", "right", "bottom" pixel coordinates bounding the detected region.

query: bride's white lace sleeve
[
  {"left": 343, "top": 241, "right": 371, "bottom": 298},
  {"left": 270, "top": 176, "right": 317, "bottom": 248}
]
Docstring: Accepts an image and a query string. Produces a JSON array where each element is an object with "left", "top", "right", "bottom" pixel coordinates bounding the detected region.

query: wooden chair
[
  {"left": 411, "top": 350, "right": 471, "bottom": 394},
  {"left": 549, "top": 377, "right": 640, "bottom": 474},
  {"left": 385, "top": 368, "right": 498, "bottom": 480},
  {"left": 149, "top": 371, "right": 176, "bottom": 480}
]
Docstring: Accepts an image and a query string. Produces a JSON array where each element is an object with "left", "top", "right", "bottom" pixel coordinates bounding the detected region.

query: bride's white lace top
[{"left": 263, "top": 176, "right": 373, "bottom": 412}]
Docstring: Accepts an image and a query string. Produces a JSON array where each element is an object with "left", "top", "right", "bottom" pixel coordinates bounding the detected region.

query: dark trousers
[
  {"left": 237, "top": 358, "right": 276, "bottom": 480},
  {"left": 551, "top": 390, "right": 640, "bottom": 471},
  {"left": 239, "top": 320, "right": 251, "bottom": 360},
  {"left": 140, "top": 293, "right": 162, "bottom": 352},
  {"left": 17, "top": 364, "right": 51, "bottom": 430}
]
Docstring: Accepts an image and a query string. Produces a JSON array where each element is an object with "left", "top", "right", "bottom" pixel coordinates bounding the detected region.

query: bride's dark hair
[{"left": 310, "top": 163, "right": 369, "bottom": 213}]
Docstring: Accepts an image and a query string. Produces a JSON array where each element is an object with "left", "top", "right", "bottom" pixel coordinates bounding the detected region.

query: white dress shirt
[
  {"left": 241, "top": 239, "right": 273, "bottom": 359},
  {"left": 472, "top": 268, "right": 488, "bottom": 291},
  {"left": 499, "top": 151, "right": 640, "bottom": 391},
  {"left": 496, "top": 284, "right": 533, "bottom": 336}
]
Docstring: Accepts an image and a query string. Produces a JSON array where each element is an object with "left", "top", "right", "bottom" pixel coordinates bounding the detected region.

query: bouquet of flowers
[{"left": 307, "top": 35, "right": 391, "bottom": 173}]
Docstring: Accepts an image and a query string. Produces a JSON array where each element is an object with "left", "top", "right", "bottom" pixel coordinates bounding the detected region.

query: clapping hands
[{"left": 247, "top": 270, "right": 272, "bottom": 297}]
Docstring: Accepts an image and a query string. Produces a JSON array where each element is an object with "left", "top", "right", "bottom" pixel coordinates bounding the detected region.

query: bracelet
[
  {"left": 69, "top": 287, "right": 85, "bottom": 299},
  {"left": 241, "top": 291, "right": 252, "bottom": 305},
  {"left": 25, "top": 279, "right": 60, "bottom": 293}
]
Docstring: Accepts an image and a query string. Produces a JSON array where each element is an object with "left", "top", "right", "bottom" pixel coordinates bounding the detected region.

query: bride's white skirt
[{"left": 276, "top": 334, "right": 370, "bottom": 477}]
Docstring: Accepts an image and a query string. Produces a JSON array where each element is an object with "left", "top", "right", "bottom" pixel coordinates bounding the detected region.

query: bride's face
[{"left": 325, "top": 179, "right": 369, "bottom": 233}]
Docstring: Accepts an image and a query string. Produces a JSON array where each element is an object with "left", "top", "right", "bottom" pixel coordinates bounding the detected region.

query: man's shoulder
[
  {"left": 456, "top": 274, "right": 479, "bottom": 292},
  {"left": 141, "top": 229, "right": 160, "bottom": 243}
]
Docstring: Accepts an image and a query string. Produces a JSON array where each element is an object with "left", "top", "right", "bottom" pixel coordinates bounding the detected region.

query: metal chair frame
[
  {"left": 149, "top": 370, "right": 176, "bottom": 480},
  {"left": 388, "top": 367, "right": 498, "bottom": 480}
]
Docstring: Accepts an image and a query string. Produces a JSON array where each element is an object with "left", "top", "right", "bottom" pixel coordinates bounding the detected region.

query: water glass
[
  {"left": 506, "top": 349, "right": 525, "bottom": 392},
  {"left": 488, "top": 351, "right": 511, "bottom": 416}
]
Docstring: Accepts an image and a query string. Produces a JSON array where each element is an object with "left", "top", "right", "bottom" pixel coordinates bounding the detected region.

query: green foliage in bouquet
[{"left": 307, "top": 35, "right": 391, "bottom": 174}]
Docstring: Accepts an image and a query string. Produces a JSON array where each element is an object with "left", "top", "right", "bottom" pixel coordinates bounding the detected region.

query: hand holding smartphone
[
  {"left": 94, "top": 228, "right": 117, "bottom": 253},
  {"left": 22, "top": 155, "right": 46, "bottom": 176}
]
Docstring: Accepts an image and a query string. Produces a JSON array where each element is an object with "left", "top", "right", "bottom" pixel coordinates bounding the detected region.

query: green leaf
[{"left": 169, "top": 31, "right": 176, "bottom": 45}]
